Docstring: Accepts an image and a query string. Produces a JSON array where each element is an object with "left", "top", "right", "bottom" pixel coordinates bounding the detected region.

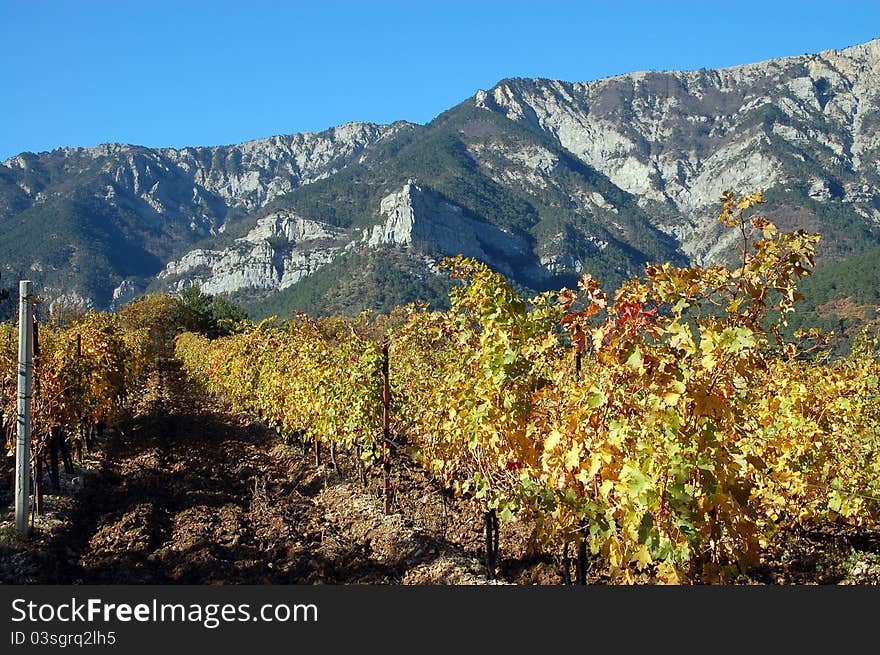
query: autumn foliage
[{"left": 176, "top": 192, "right": 880, "bottom": 583}]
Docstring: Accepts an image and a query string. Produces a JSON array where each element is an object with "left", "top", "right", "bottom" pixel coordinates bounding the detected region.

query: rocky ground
[{"left": 1, "top": 360, "right": 878, "bottom": 585}]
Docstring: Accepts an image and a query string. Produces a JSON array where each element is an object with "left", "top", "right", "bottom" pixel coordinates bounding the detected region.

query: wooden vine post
[
  {"left": 484, "top": 508, "right": 499, "bottom": 580},
  {"left": 382, "top": 336, "right": 392, "bottom": 515},
  {"left": 574, "top": 327, "right": 588, "bottom": 585},
  {"left": 15, "top": 281, "right": 33, "bottom": 538},
  {"left": 32, "top": 316, "right": 43, "bottom": 516}
]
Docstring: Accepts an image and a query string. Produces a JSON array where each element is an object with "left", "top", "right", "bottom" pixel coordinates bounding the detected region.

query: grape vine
[{"left": 175, "top": 192, "right": 880, "bottom": 583}]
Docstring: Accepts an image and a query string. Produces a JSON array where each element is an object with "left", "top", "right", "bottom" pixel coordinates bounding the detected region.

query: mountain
[
  {"left": 475, "top": 39, "right": 880, "bottom": 265},
  {"left": 1, "top": 38, "right": 879, "bottom": 326},
  {"left": 0, "top": 121, "right": 413, "bottom": 308}
]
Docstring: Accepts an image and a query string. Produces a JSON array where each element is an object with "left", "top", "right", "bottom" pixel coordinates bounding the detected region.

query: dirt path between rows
[{"left": 0, "top": 360, "right": 504, "bottom": 585}]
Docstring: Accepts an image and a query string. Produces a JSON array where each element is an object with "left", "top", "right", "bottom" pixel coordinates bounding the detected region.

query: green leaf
[
  {"left": 587, "top": 386, "right": 607, "bottom": 408},
  {"left": 625, "top": 346, "right": 643, "bottom": 370}
]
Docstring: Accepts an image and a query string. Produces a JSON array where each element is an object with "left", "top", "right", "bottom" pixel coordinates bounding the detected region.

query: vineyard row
[{"left": 175, "top": 193, "right": 880, "bottom": 584}]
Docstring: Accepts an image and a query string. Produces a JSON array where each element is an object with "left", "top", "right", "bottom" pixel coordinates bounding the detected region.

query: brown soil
[
  {"left": 1, "top": 360, "right": 878, "bottom": 585},
  {"left": 0, "top": 360, "right": 514, "bottom": 585}
]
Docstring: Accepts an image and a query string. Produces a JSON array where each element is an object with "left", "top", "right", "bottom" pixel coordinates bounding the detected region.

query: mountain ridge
[{"left": 1, "top": 38, "right": 878, "bottom": 327}]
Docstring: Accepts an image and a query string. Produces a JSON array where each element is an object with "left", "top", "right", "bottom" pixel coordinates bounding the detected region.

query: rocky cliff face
[
  {"left": 158, "top": 213, "right": 348, "bottom": 296},
  {"left": 474, "top": 39, "right": 880, "bottom": 263},
  {"left": 363, "top": 181, "right": 536, "bottom": 277},
  {"left": 159, "top": 121, "right": 412, "bottom": 213},
  {"left": 159, "top": 180, "right": 547, "bottom": 298}
]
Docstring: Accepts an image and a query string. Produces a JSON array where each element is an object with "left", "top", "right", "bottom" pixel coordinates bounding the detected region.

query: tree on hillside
[{"left": 179, "top": 285, "right": 248, "bottom": 339}]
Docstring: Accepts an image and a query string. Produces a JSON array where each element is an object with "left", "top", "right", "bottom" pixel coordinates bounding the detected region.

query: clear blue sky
[{"left": 1, "top": 0, "right": 878, "bottom": 161}]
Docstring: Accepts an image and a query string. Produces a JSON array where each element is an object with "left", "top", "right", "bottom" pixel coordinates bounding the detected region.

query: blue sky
[{"left": 1, "top": 0, "right": 878, "bottom": 160}]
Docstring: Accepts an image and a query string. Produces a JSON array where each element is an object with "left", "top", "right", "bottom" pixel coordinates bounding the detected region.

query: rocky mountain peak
[
  {"left": 156, "top": 211, "right": 347, "bottom": 299},
  {"left": 472, "top": 40, "right": 880, "bottom": 264},
  {"left": 363, "top": 181, "right": 533, "bottom": 275}
]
